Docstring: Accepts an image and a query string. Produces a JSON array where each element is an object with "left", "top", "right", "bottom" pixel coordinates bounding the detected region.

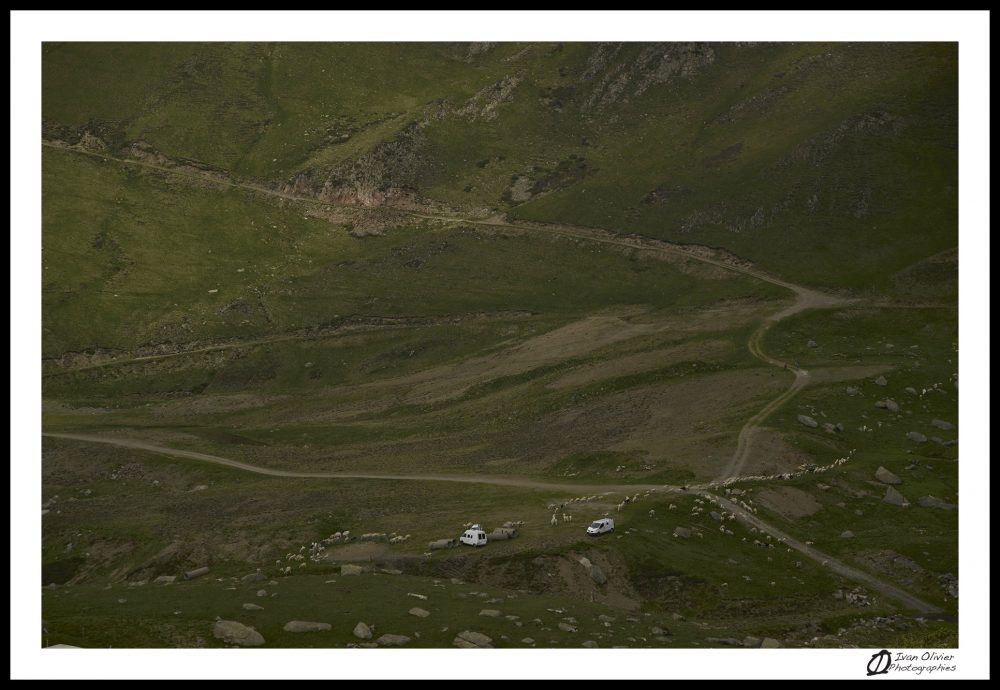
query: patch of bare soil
[
  {"left": 321, "top": 543, "right": 391, "bottom": 562},
  {"left": 739, "top": 429, "right": 814, "bottom": 476},
  {"left": 754, "top": 486, "right": 823, "bottom": 519}
]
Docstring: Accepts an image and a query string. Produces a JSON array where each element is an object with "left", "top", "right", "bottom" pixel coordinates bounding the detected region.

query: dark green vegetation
[{"left": 42, "top": 42, "right": 957, "bottom": 648}]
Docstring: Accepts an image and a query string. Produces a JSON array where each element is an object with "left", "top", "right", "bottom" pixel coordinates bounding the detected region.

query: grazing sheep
[
  {"left": 668, "top": 504, "right": 677, "bottom": 511},
  {"left": 562, "top": 514, "right": 572, "bottom": 522},
  {"left": 551, "top": 514, "right": 558, "bottom": 526},
  {"left": 648, "top": 509, "right": 655, "bottom": 517}
]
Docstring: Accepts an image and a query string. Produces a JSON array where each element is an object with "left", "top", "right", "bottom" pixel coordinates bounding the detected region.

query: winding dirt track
[{"left": 43, "top": 143, "right": 938, "bottom": 614}]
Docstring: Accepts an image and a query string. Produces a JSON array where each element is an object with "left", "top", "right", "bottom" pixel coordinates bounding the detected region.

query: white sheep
[
  {"left": 668, "top": 504, "right": 677, "bottom": 511},
  {"left": 551, "top": 514, "right": 558, "bottom": 526},
  {"left": 562, "top": 514, "right": 572, "bottom": 522},
  {"left": 648, "top": 509, "right": 655, "bottom": 517}
]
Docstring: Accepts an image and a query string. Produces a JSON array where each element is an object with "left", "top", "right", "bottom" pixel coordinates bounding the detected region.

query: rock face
[
  {"left": 883, "top": 486, "right": 910, "bottom": 507},
  {"left": 797, "top": 415, "right": 818, "bottom": 428},
  {"left": 341, "top": 564, "right": 363, "bottom": 576},
  {"left": 875, "top": 466, "right": 902, "bottom": 485},
  {"left": 454, "top": 630, "right": 493, "bottom": 648},
  {"left": 376, "top": 634, "right": 411, "bottom": 647},
  {"left": 353, "top": 622, "right": 373, "bottom": 639},
  {"left": 283, "top": 621, "right": 331, "bottom": 633},
  {"left": 918, "top": 495, "right": 957, "bottom": 510},
  {"left": 931, "top": 419, "right": 955, "bottom": 430},
  {"left": 213, "top": 620, "right": 265, "bottom": 647},
  {"left": 906, "top": 431, "right": 928, "bottom": 443},
  {"left": 673, "top": 526, "right": 692, "bottom": 539},
  {"left": 589, "top": 565, "right": 607, "bottom": 585}
]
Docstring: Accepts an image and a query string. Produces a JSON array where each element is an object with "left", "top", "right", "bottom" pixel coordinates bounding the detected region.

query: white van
[
  {"left": 460, "top": 524, "right": 488, "bottom": 547},
  {"left": 587, "top": 518, "right": 615, "bottom": 536}
]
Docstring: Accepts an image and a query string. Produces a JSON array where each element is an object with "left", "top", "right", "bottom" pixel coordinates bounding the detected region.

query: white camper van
[
  {"left": 586, "top": 518, "right": 615, "bottom": 536},
  {"left": 460, "top": 524, "right": 488, "bottom": 547}
]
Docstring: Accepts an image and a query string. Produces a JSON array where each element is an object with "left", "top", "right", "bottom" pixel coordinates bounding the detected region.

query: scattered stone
[
  {"left": 743, "top": 636, "right": 762, "bottom": 648},
  {"left": 376, "top": 634, "right": 411, "bottom": 647},
  {"left": 875, "top": 400, "right": 888, "bottom": 409},
  {"left": 672, "top": 613, "right": 686, "bottom": 622},
  {"left": 761, "top": 638, "right": 783, "bottom": 648},
  {"left": 283, "top": 621, "right": 331, "bottom": 633},
  {"left": 874, "top": 375, "right": 887, "bottom": 386},
  {"left": 651, "top": 626, "right": 665, "bottom": 635},
  {"left": 707, "top": 637, "right": 742, "bottom": 646},
  {"left": 558, "top": 622, "right": 577, "bottom": 633},
  {"left": 906, "top": 431, "right": 927, "bottom": 443},
  {"left": 407, "top": 592, "right": 428, "bottom": 600},
  {"left": 598, "top": 614, "right": 615, "bottom": 623},
  {"left": 673, "top": 527, "right": 692, "bottom": 539},
  {"left": 582, "top": 640, "right": 599, "bottom": 648},
  {"left": 883, "top": 486, "right": 910, "bottom": 507},
  {"left": 931, "top": 419, "right": 955, "bottom": 430},
  {"left": 939, "top": 573, "right": 958, "bottom": 599},
  {"left": 454, "top": 630, "right": 493, "bottom": 648},
  {"left": 806, "top": 340, "right": 818, "bottom": 348},
  {"left": 905, "top": 387, "right": 918, "bottom": 396},
  {"left": 184, "top": 566, "right": 210, "bottom": 580},
  {"left": 353, "top": 622, "right": 373, "bottom": 639},
  {"left": 943, "top": 440, "right": 958, "bottom": 447},
  {"left": 409, "top": 607, "right": 430, "bottom": 618},
  {"left": 242, "top": 603, "right": 263, "bottom": 611},
  {"left": 846, "top": 386, "right": 861, "bottom": 397},
  {"left": 153, "top": 575, "right": 176, "bottom": 585},
  {"left": 840, "top": 531, "right": 855, "bottom": 539},
  {"left": 341, "top": 564, "right": 363, "bottom": 576},
  {"left": 797, "top": 415, "right": 818, "bottom": 428},
  {"left": 709, "top": 511, "right": 723, "bottom": 522},
  {"left": 241, "top": 572, "right": 267, "bottom": 584},
  {"left": 450, "top": 578, "right": 464, "bottom": 585},
  {"left": 117, "top": 598, "right": 127, "bottom": 604},
  {"left": 918, "top": 496, "right": 957, "bottom": 510},
  {"left": 213, "top": 620, "right": 265, "bottom": 646},
  {"left": 521, "top": 638, "right": 535, "bottom": 645},
  {"left": 885, "top": 399, "right": 900, "bottom": 413},
  {"left": 256, "top": 589, "right": 267, "bottom": 598},
  {"left": 875, "top": 466, "right": 902, "bottom": 485},
  {"left": 480, "top": 609, "right": 501, "bottom": 618},
  {"left": 822, "top": 422, "right": 836, "bottom": 433},
  {"left": 589, "top": 565, "right": 607, "bottom": 585}
]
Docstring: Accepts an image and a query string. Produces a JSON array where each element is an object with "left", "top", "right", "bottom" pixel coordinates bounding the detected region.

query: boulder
[
  {"left": 874, "top": 375, "right": 887, "bottom": 386},
  {"left": 376, "top": 634, "right": 411, "bottom": 647},
  {"left": 353, "top": 622, "right": 373, "bottom": 639},
  {"left": 673, "top": 527, "right": 692, "bottom": 539},
  {"left": 709, "top": 511, "right": 723, "bottom": 522},
  {"left": 153, "top": 575, "right": 176, "bottom": 585},
  {"left": 242, "top": 603, "right": 264, "bottom": 611},
  {"left": 931, "top": 419, "right": 955, "bottom": 430},
  {"left": 256, "top": 589, "right": 267, "bottom": 598},
  {"left": 743, "top": 636, "right": 762, "bottom": 648},
  {"left": 409, "top": 607, "right": 430, "bottom": 618},
  {"left": 874, "top": 400, "right": 888, "bottom": 409},
  {"left": 184, "top": 566, "right": 209, "bottom": 580},
  {"left": 797, "top": 415, "right": 818, "bottom": 428},
  {"left": 885, "top": 399, "right": 900, "bottom": 413},
  {"left": 846, "top": 386, "right": 861, "bottom": 397},
  {"left": 875, "top": 466, "right": 902, "bottom": 485},
  {"left": 807, "top": 340, "right": 818, "bottom": 348},
  {"left": 521, "top": 637, "right": 535, "bottom": 645},
  {"left": 906, "top": 431, "right": 928, "bottom": 443},
  {"left": 761, "top": 637, "right": 783, "bottom": 648},
  {"left": 213, "top": 620, "right": 265, "bottom": 647},
  {"left": 883, "top": 486, "right": 910, "bottom": 507},
  {"left": 905, "top": 387, "right": 918, "bottom": 395},
  {"left": 918, "top": 496, "right": 957, "bottom": 510},
  {"left": 840, "top": 531, "right": 855, "bottom": 539},
  {"left": 283, "top": 621, "right": 331, "bottom": 633},
  {"left": 480, "top": 609, "right": 501, "bottom": 618},
  {"left": 341, "top": 564, "right": 363, "bottom": 576},
  {"left": 582, "top": 640, "right": 599, "bottom": 648},
  {"left": 241, "top": 572, "right": 267, "bottom": 584},
  {"left": 589, "top": 565, "right": 607, "bottom": 585},
  {"left": 558, "top": 622, "right": 577, "bottom": 632},
  {"left": 454, "top": 630, "right": 493, "bottom": 648}
]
